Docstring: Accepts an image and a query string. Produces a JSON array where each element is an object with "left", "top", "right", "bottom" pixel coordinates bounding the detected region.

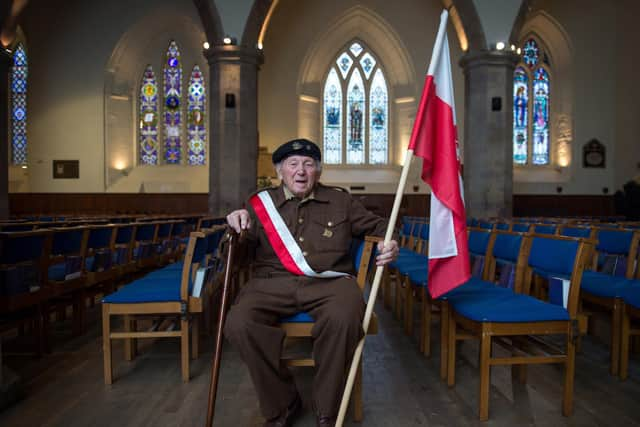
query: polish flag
[{"left": 408, "top": 11, "right": 470, "bottom": 298}]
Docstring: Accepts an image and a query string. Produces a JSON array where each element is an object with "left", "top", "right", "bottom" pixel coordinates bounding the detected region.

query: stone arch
[
  {"left": 296, "top": 5, "right": 416, "bottom": 166},
  {"left": 515, "top": 10, "right": 574, "bottom": 181},
  {"left": 242, "top": 0, "right": 273, "bottom": 48},
  {"left": 444, "top": 0, "right": 487, "bottom": 51},
  {"left": 103, "top": 4, "right": 208, "bottom": 191}
]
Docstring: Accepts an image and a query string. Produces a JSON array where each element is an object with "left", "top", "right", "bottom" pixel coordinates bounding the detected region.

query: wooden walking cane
[
  {"left": 205, "top": 229, "right": 238, "bottom": 427},
  {"left": 335, "top": 10, "right": 450, "bottom": 426}
]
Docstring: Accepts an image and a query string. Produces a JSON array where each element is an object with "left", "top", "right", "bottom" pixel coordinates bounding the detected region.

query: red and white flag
[{"left": 408, "top": 10, "right": 470, "bottom": 298}]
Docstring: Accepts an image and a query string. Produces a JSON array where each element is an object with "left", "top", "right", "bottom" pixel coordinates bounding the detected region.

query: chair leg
[
  {"left": 420, "top": 287, "right": 431, "bottom": 357},
  {"left": 611, "top": 298, "right": 622, "bottom": 376},
  {"left": 405, "top": 279, "right": 414, "bottom": 336},
  {"left": 620, "top": 310, "right": 630, "bottom": 380},
  {"left": 124, "top": 315, "right": 135, "bottom": 361},
  {"left": 479, "top": 331, "right": 491, "bottom": 421},
  {"left": 353, "top": 359, "right": 364, "bottom": 422},
  {"left": 181, "top": 318, "right": 190, "bottom": 382},
  {"left": 191, "top": 315, "right": 200, "bottom": 359},
  {"left": 102, "top": 305, "right": 113, "bottom": 385},
  {"left": 394, "top": 271, "right": 402, "bottom": 320},
  {"left": 447, "top": 311, "right": 457, "bottom": 387},
  {"left": 440, "top": 301, "right": 450, "bottom": 381},
  {"left": 562, "top": 333, "right": 576, "bottom": 417},
  {"left": 383, "top": 268, "right": 391, "bottom": 309}
]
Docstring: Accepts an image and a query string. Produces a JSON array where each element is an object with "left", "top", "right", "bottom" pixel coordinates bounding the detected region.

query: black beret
[{"left": 272, "top": 138, "right": 321, "bottom": 164}]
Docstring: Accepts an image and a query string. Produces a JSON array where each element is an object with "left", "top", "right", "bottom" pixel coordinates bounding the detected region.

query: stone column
[
  {"left": 205, "top": 45, "right": 263, "bottom": 215},
  {"left": 460, "top": 50, "right": 519, "bottom": 219},
  {"left": 0, "top": 47, "right": 11, "bottom": 219}
]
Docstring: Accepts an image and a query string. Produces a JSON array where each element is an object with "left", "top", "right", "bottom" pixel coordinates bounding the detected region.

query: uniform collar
[{"left": 276, "top": 183, "right": 329, "bottom": 206}]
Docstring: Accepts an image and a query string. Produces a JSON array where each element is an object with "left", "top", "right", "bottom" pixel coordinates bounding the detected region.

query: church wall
[
  {"left": 258, "top": 0, "right": 464, "bottom": 194},
  {"left": 17, "top": 0, "right": 207, "bottom": 194},
  {"left": 614, "top": 0, "right": 640, "bottom": 190},
  {"left": 515, "top": 0, "right": 625, "bottom": 195}
]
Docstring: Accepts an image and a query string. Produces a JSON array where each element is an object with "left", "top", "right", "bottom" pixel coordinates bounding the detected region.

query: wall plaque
[
  {"left": 582, "top": 139, "right": 605, "bottom": 168},
  {"left": 53, "top": 160, "right": 80, "bottom": 179}
]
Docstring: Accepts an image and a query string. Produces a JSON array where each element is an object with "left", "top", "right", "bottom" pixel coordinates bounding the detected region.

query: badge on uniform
[{"left": 323, "top": 228, "right": 333, "bottom": 238}]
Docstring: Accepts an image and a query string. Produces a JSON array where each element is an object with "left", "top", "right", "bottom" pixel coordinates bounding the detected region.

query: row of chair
[
  {"left": 384, "top": 216, "right": 640, "bottom": 420},
  {"left": 0, "top": 220, "right": 190, "bottom": 355}
]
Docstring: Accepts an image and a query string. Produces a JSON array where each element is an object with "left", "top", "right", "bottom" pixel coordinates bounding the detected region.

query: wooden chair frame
[
  {"left": 102, "top": 228, "right": 220, "bottom": 384},
  {"left": 445, "top": 234, "right": 592, "bottom": 420},
  {"left": 580, "top": 228, "right": 639, "bottom": 375},
  {"left": 620, "top": 301, "right": 640, "bottom": 380}
]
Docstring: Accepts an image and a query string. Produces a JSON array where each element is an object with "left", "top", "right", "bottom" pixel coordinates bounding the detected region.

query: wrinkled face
[{"left": 277, "top": 155, "right": 321, "bottom": 198}]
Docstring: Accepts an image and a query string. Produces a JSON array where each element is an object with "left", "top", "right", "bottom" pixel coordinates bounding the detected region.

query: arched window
[
  {"left": 513, "top": 37, "right": 551, "bottom": 166},
  {"left": 10, "top": 43, "right": 28, "bottom": 166},
  {"left": 139, "top": 65, "right": 159, "bottom": 165},
  {"left": 137, "top": 40, "right": 206, "bottom": 166},
  {"left": 322, "top": 41, "right": 389, "bottom": 165}
]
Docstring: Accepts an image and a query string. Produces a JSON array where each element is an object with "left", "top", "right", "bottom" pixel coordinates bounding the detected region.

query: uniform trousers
[{"left": 224, "top": 274, "right": 365, "bottom": 419}]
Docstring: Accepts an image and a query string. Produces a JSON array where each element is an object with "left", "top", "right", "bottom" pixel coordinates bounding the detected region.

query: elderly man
[{"left": 225, "top": 138, "right": 398, "bottom": 427}]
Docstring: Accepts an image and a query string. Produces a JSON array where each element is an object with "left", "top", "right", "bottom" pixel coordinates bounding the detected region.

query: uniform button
[
  {"left": 327, "top": 221, "right": 333, "bottom": 227},
  {"left": 298, "top": 217, "right": 304, "bottom": 224},
  {"left": 298, "top": 236, "right": 304, "bottom": 242},
  {"left": 302, "top": 251, "right": 308, "bottom": 257}
]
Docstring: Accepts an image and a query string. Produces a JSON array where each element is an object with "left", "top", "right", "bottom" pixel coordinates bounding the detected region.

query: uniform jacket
[{"left": 245, "top": 183, "right": 388, "bottom": 277}]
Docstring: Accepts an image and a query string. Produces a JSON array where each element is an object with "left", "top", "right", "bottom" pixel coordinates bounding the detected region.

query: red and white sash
[{"left": 249, "top": 190, "right": 349, "bottom": 278}]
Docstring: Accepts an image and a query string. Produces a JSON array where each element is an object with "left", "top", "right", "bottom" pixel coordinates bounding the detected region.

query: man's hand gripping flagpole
[{"left": 335, "top": 10, "right": 451, "bottom": 426}]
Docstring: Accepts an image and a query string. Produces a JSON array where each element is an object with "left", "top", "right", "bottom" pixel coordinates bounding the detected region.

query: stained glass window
[
  {"left": 532, "top": 68, "right": 550, "bottom": 165},
  {"left": 513, "top": 37, "right": 551, "bottom": 166},
  {"left": 322, "top": 41, "right": 388, "bottom": 166},
  {"left": 323, "top": 68, "right": 342, "bottom": 164},
  {"left": 369, "top": 69, "right": 388, "bottom": 164},
  {"left": 513, "top": 67, "right": 528, "bottom": 165},
  {"left": 11, "top": 44, "right": 28, "bottom": 165},
  {"left": 163, "top": 40, "right": 182, "bottom": 164},
  {"left": 187, "top": 65, "right": 206, "bottom": 165},
  {"left": 346, "top": 70, "right": 365, "bottom": 164},
  {"left": 139, "top": 65, "right": 159, "bottom": 165}
]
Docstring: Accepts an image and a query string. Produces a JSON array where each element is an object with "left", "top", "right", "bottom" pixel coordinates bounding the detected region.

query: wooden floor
[{"left": 1, "top": 299, "right": 640, "bottom": 427}]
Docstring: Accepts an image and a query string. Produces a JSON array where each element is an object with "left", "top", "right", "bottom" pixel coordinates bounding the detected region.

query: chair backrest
[
  {"left": 0, "top": 231, "right": 51, "bottom": 285},
  {"left": 593, "top": 228, "right": 638, "bottom": 278},
  {"left": 467, "top": 228, "right": 495, "bottom": 279},
  {"left": 478, "top": 220, "right": 494, "bottom": 230},
  {"left": 524, "top": 234, "right": 592, "bottom": 316},
  {"left": 532, "top": 224, "right": 557, "bottom": 235},
  {"left": 511, "top": 223, "right": 531, "bottom": 233},
  {"left": 559, "top": 226, "right": 594, "bottom": 239},
  {"left": 180, "top": 227, "right": 225, "bottom": 301},
  {"left": 485, "top": 231, "right": 529, "bottom": 288},
  {"left": 353, "top": 236, "right": 379, "bottom": 291}
]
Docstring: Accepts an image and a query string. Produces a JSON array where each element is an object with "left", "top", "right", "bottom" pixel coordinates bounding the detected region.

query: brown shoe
[
  {"left": 263, "top": 394, "right": 302, "bottom": 427},
  {"left": 316, "top": 415, "right": 336, "bottom": 427}
]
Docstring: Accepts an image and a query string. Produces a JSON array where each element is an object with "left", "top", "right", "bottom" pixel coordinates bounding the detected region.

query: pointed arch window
[
  {"left": 139, "top": 65, "right": 159, "bottom": 165},
  {"left": 513, "top": 37, "right": 551, "bottom": 165},
  {"left": 322, "top": 41, "right": 389, "bottom": 165},
  {"left": 10, "top": 44, "right": 28, "bottom": 166},
  {"left": 137, "top": 40, "right": 207, "bottom": 166}
]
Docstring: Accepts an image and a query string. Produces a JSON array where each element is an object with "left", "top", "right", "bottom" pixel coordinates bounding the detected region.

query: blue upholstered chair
[
  {"left": 102, "top": 228, "right": 222, "bottom": 384},
  {"left": 579, "top": 228, "right": 639, "bottom": 375},
  {"left": 46, "top": 226, "right": 90, "bottom": 336},
  {"left": 0, "top": 230, "right": 52, "bottom": 355},
  {"left": 276, "top": 236, "right": 379, "bottom": 422},
  {"left": 444, "top": 234, "right": 593, "bottom": 420}
]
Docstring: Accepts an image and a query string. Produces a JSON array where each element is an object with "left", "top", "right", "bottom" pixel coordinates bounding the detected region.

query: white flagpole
[{"left": 335, "top": 10, "right": 450, "bottom": 426}]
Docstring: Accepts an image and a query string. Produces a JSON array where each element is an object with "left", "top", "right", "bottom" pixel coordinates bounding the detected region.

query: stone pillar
[
  {"left": 0, "top": 47, "right": 11, "bottom": 219},
  {"left": 460, "top": 50, "right": 519, "bottom": 219},
  {"left": 205, "top": 45, "right": 263, "bottom": 215}
]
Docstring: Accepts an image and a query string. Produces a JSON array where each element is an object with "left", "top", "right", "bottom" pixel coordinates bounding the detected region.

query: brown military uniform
[{"left": 224, "top": 183, "right": 387, "bottom": 420}]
